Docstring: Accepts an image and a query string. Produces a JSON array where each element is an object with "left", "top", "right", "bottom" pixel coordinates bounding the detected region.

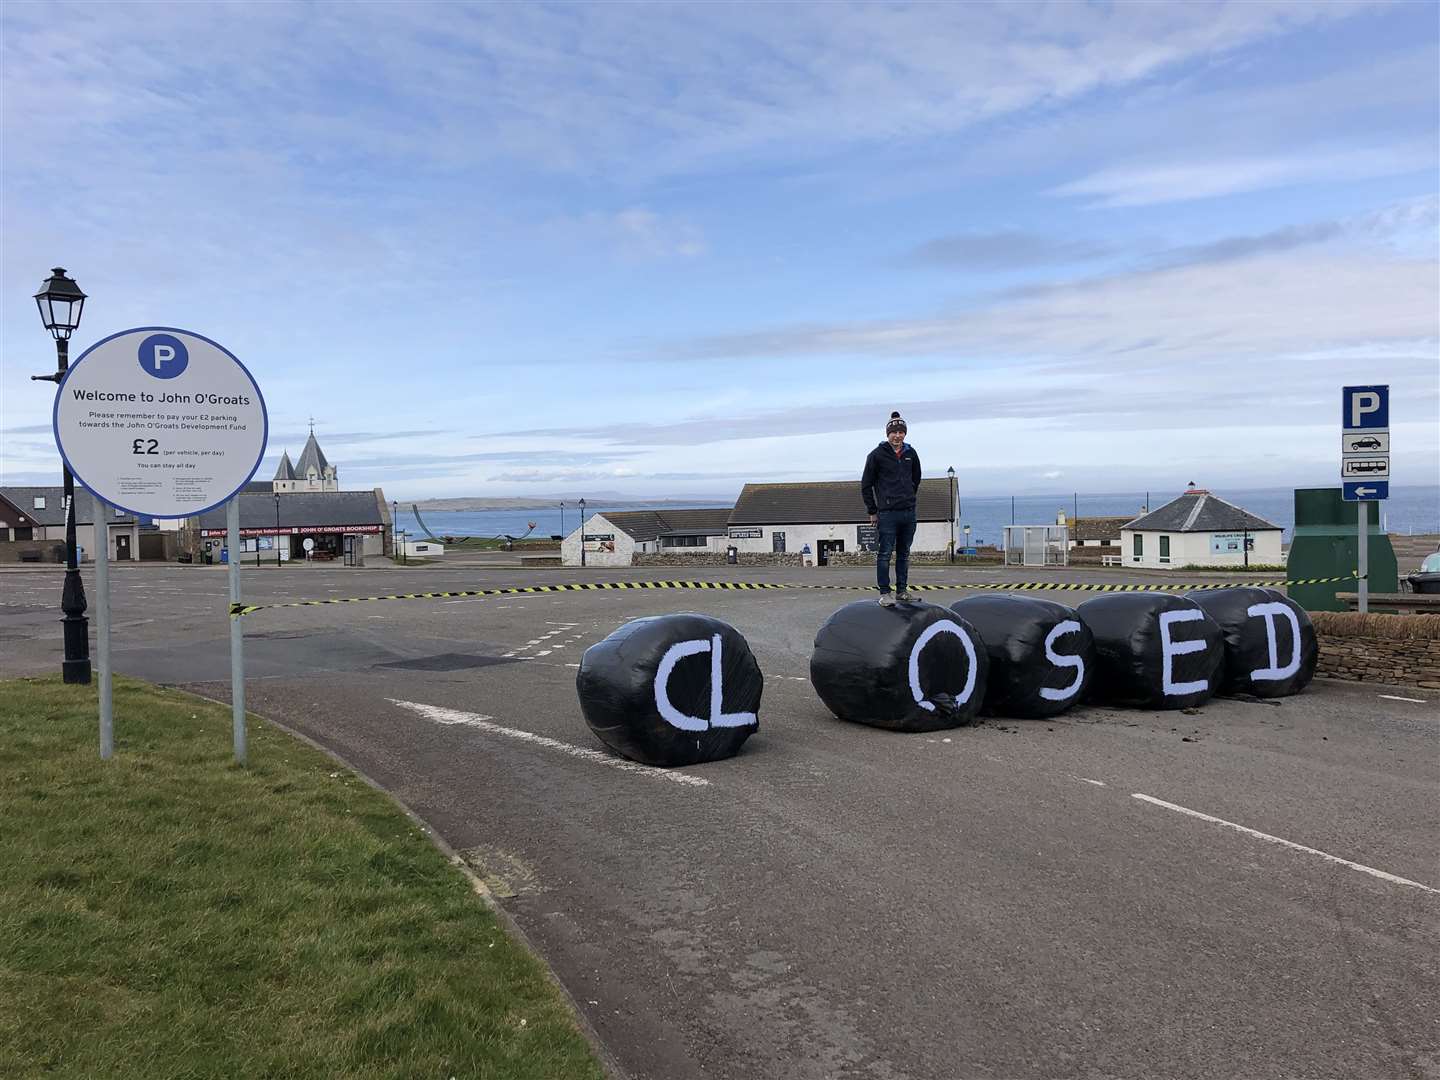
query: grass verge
[
  {"left": 0, "top": 676, "right": 605, "bottom": 1080},
  {"left": 1169, "top": 564, "right": 1289, "bottom": 573}
]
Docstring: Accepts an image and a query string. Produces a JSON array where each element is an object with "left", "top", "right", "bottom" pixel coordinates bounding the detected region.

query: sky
[{"left": 2, "top": 0, "right": 1437, "bottom": 503}]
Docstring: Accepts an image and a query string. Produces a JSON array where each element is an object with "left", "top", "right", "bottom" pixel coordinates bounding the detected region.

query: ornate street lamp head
[{"left": 35, "top": 268, "right": 86, "bottom": 341}]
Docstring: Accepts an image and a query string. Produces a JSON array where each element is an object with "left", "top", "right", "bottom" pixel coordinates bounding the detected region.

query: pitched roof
[
  {"left": 273, "top": 450, "right": 295, "bottom": 481},
  {"left": 595, "top": 508, "right": 733, "bottom": 542},
  {"left": 194, "top": 490, "right": 383, "bottom": 530},
  {"left": 1123, "top": 488, "right": 1280, "bottom": 533},
  {"left": 0, "top": 486, "right": 137, "bottom": 525},
  {"left": 730, "top": 479, "right": 953, "bottom": 525},
  {"left": 1070, "top": 516, "right": 1129, "bottom": 542},
  {"left": 294, "top": 433, "right": 330, "bottom": 477}
]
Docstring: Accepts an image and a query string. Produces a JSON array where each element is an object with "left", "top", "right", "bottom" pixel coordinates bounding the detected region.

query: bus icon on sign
[{"left": 1342, "top": 457, "right": 1389, "bottom": 479}]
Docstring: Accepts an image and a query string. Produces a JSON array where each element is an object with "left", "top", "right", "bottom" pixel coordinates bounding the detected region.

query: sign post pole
[
  {"left": 92, "top": 490, "right": 113, "bottom": 759},
  {"left": 1358, "top": 501, "right": 1368, "bottom": 614},
  {"left": 227, "top": 496, "right": 247, "bottom": 765}
]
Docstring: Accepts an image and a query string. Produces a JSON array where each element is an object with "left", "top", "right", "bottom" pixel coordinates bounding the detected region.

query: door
[
  {"left": 817, "top": 539, "right": 845, "bottom": 566},
  {"left": 114, "top": 533, "right": 132, "bottom": 561}
]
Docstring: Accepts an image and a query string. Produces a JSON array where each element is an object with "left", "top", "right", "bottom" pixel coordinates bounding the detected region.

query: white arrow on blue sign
[{"left": 1342, "top": 481, "right": 1389, "bottom": 502}]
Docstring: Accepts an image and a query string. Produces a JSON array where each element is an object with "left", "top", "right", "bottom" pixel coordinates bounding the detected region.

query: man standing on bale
[{"left": 861, "top": 411, "right": 921, "bottom": 606}]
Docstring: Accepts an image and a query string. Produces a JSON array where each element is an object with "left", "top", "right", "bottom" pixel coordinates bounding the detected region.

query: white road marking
[
  {"left": 536, "top": 650, "right": 552, "bottom": 657},
  {"left": 389, "top": 700, "right": 709, "bottom": 787},
  {"left": 565, "top": 663, "right": 580, "bottom": 668},
  {"left": 1131, "top": 793, "right": 1439, "bottom": 895},
  {"left": 1378, "top": 694, "right": 1428, "bottom": 704},
  {"left": 1075, "top": 777, "right": 1107, "bottom": 787}
]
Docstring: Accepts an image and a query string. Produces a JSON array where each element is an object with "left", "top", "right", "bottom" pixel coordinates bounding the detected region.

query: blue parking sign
[{"left": 1342, "top": 385, "right": 1388, "bottom": 429}]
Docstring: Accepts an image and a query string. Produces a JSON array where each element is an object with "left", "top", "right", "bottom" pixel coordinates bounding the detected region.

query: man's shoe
[
  {"left": 896, "top": 590, "right": 912, "bottom": 603},
  {"left": 878, "top": 593, "right": 896, "bottom": 607}
]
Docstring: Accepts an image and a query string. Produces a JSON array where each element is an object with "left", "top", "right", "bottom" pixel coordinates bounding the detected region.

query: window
[
  {"left": 1132, "top": 533, "right": 1143, "bottom": 561},
  {"left": 1159, "top": 535, "right": 1170, "bottom": 564},
  {"left": 33, "top": 496, "right": 45, "bottom": 510},
  {"left": 14, "top": 526, "right": 33, "bottom": 540},
  {"left": 662, "top": 535, "right": 705, "bottom": 548}
]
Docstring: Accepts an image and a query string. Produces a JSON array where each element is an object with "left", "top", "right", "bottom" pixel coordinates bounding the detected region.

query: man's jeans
[{"left": 876, "top": 508, "right": 917, "bottom": 595}]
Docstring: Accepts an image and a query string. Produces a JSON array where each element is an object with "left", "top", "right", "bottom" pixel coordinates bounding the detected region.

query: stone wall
[
  {"left": 632, "top": 552, "right": 803, "bottom": 568},
  {"left": 1311, "top": 611, "right": 1440, "bottom": 689},
  {"left": 825, "top": 549, "right": 1003, "bottom": 568},
  {"left": 0, "top": 540, "right": 67, "bottom": 564}
]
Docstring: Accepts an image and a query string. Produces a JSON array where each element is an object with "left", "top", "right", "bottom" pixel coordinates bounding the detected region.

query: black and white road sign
[{"left": 54, "top": 327, "right": 267, "bottom": 518}]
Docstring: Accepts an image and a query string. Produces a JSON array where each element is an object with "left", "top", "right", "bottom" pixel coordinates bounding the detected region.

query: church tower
[{"left": 272, "top": 422, "right": 339, "bottom": 493}]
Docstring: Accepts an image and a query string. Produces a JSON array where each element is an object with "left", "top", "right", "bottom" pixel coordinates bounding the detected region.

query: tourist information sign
[{"left": 54, "top": 327, "right": 267, "bottom": 518}]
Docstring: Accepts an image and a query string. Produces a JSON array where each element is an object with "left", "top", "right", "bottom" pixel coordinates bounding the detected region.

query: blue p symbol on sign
[{"left": 138, "top": 334, "right": 189, "bottom": 379}]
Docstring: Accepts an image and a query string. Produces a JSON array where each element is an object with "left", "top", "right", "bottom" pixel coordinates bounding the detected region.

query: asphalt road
[{"left": 3, "top": 561, "right": 1437, "bottom": 1080}]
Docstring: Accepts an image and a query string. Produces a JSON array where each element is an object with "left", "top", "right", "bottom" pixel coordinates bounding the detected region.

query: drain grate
[{"left": 375, "top": 653, "right": 520, "bottom": 672}]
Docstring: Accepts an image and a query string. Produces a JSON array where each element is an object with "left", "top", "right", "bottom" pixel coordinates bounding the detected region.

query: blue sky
[{"left": 3, "top": 0, "right": 1436, "bottom": 502}]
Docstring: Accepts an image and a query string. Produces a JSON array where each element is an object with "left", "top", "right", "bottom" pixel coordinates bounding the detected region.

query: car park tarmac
[{"left": 3, "top": 561, "right": 1436, "bottom": 1080}]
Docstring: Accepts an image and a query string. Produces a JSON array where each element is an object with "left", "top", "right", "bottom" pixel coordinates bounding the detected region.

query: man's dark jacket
[{"left": 861, "top": 441, "right": 921, "bottom": 514}]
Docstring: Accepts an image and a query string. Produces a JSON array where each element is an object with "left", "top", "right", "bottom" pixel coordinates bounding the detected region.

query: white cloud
[{"left": 1050, "top": 142, "right": 1436, "bottom": 207}]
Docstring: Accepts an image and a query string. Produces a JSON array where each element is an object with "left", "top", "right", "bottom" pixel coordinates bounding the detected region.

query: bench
[
  {"left": 19, "top": 550, "right": 42, "bottom": 563},
  {"left": 1336, "top": 591, "right": 1440, "bottom": 614},
  {"left": 1100, "top": 554, "right": 1122, "bottom": 567}
]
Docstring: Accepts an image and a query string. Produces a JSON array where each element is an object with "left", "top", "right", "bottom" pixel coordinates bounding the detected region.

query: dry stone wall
[{"left": 1310, "top": 611, "right": 1440, "bottom": 689}]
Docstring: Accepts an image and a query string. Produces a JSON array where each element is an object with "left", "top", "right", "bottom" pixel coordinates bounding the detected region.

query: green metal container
[{"left": 1287, "top": 487, "right": 1396, "bottom": 611}]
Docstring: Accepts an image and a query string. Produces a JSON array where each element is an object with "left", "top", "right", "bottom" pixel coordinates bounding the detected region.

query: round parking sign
[{"left": 54, "top": 327, "right": 267, "bottom": 518}]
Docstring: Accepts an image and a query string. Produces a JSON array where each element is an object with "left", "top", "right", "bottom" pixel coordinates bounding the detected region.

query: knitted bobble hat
[{"left": 885, "top": 411, "right": 907, "bottom": 435}]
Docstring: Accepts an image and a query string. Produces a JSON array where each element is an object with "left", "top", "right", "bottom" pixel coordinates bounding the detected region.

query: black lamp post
[
  {"left": 274, "top": 493, "right": 282, "bottom": 566},
  {"left": 579, "top": 498, "right": 586, "bottom": 567},
  {"left": 947, "top": 465, "right": 956, "bottom": 562},
  {"left": 29, "top": 268, "right": 90, "bottom": 684}
]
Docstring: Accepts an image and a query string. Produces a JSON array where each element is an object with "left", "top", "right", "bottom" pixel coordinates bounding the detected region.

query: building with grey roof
[
  {"left": 193, "top": 489, "right": 390, "bottom": 563},
  {"left": 0, "top": 486, "right": 141, "bottom": 562},
  {"left": 1120, "top": 485, "right": 1282, "bottom": 569}
]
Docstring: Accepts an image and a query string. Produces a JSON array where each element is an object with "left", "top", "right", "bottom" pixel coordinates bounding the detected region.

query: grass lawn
[{"left": 0, "top": 676, "right": 606, "bottom": 1080}]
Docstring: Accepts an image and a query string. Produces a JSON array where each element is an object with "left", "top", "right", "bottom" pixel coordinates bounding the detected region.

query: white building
[
  {"left": 559, "top": 480, "right": 959, "bottom": 567},
  {"left": 1120, "top": 486, "right": 1282, "bottom": 569},
  {"left": 562, "top": 509, "right": 732, "bottom": 567},
  {"left": 725, "top": 480, "right": 956, "bottom": 564}
]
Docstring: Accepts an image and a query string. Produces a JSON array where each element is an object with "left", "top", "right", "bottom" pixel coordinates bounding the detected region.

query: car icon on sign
[{"left": 1349, "top": 437, "right": 1381, "bottom": 450}]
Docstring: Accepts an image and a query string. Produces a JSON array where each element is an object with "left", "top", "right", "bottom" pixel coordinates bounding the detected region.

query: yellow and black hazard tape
[{"left": 227, "top": 574, "right": 1356, "bottom": 618}]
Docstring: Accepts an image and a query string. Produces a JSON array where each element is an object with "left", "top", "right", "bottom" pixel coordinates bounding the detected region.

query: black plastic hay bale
[
  {"left": 951, "top": 594, "right": 1093, "bottom": 718},
  {"left": 577, "top": 613, "right": 762, "bottom": 766},
  {"left": 1076, "top": 592, "right": 1222, "bottom": 709},
  {"left": 809, "top": 599, "right": 987, "bottom": 731},
  {"left": 1186, "top": 587, "right": 1317, "bottom": 698}
]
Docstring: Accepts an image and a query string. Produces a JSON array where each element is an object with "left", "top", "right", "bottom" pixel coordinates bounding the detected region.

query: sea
[{"left": 395, "top": 485, "right": 1440, "bottom": 546}]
